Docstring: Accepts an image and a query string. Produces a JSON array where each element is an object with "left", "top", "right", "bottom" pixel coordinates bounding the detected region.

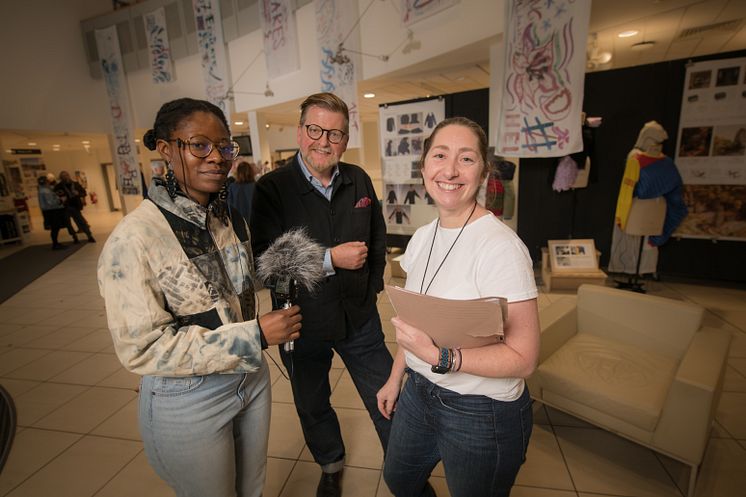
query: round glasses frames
[
  {"left": 304, "top": 124, "right": 347, "bottom": 144},
  {"left": 168, "top": 135, "right": 240, "bottom": 160}
]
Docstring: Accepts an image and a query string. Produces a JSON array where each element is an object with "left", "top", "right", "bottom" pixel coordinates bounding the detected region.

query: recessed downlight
[
  {"left": 618, "top": 30, "right": 639, "bottom": 38},
  {"left": 363, "top": 93, "right": 376, "bottom": 99}
]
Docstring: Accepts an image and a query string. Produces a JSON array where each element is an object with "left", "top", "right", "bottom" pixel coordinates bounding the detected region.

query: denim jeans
[
  {"left": 139, "top": 359, "right": 271, "bottom": 497},
  {"left": 383, "top": 369, "right": 533, "bottom": 497},
  {"left": 279, "top": 310, "right": 393, "bottom": 471}
]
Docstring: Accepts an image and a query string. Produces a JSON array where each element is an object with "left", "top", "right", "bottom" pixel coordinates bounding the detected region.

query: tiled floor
[{"left": 1, "top": 210, "right": 745, "bottom": 497}]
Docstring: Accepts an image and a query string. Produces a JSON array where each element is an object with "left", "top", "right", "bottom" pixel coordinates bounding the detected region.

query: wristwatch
[{"left": 431, "top": 347, "right": 451, "bottom": 374}]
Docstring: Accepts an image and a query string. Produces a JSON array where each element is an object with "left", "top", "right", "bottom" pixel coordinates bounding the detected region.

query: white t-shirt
[{"left": 400, "top": 213, "right": 538, "bottom": 401}]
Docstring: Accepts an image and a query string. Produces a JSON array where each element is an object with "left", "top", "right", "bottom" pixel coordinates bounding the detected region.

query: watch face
[{"left": 431, "top": 365, "right": 449, "bottom": 374}]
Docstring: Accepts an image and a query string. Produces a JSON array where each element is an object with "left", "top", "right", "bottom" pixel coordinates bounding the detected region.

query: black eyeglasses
[
  {"left": 304, "top": 124, "right": 347, "bottom": 144},
  {"left": 168, "top": 135, "right": 240, "bottom": 160}
]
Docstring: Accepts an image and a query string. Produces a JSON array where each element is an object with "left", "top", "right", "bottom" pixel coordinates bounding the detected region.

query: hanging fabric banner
[
  {"left": 259, "top": 0, "right": 300, "bottom": 79},
  {"left": 497, "top": 0, "right": 590, "bottom": 158},
  {"left": 314, "top": 0, "right": 361, "bottom": 148},
  {"left": 144, "top": 7, "right": 174, "bottom": 84},
  {"left": 401, "top": 0, "right": 459, "bottom": 26},
  {"left": 192, "top": 0, "right": 230, "bottom": 112},
  {"left": 95, "top": 25, "right": 141, "bottom": 196}
]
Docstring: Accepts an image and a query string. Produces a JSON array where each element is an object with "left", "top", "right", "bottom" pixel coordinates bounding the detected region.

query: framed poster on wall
[{"left": 379, "top": 97, "right": 445, "bottom": 236}]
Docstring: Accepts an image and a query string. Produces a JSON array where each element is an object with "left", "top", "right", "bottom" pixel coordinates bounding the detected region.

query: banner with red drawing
[{"left": 496, "top": 0, "right": 590, "bottom": 158}]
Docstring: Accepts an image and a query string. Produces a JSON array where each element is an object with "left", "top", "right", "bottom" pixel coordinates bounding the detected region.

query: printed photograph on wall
[
  {"left": 716, "top": 66, "right": 740, "bottom": 86},
  {"left": 679, "top": 126, "right": 713, "bottom": 157},
  {"left": 689, "top": 70, "right": 712, "bottom": 89},
  {"left": 386, "top": 204, "right": 411, "bottom": 225},
  {"left": 712, "top": 125, "right": 746, "bottom": 156},
  {"left": 677, "top": 184, "right": 746, "bottom": 240}
]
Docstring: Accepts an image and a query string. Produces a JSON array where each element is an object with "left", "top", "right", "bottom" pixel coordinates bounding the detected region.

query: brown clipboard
[{"left": 385, "top": 285, "right": 507, "bottom": 349}]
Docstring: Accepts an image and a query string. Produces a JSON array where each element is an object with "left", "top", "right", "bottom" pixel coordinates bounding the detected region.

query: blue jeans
[
  {"left": 279, "top": 310, "right": 393, "bottom": 471},
  {"left": 383, "top": 369, "right": 533, "bottom": 497},
  {"left": 139, "top": 359, "right": 271, "bottom": 497}
]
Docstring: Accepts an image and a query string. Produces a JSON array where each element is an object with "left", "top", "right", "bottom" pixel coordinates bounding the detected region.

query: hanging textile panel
[
  {"left": 144, "top": 7, "right": 174, "bottom": 84},
  {"left": 259, "top": 0, "right": 300, "bottom": 79},
  {"left": 497, "top": 0, "right": 590, "bottom": 158},
  {"left": 401, "top": 0, "right": 459, "bottom": 26},
  {"left": 314, "top": 0, "right": 361, "bottom": 148},
  {"left": 95, "top": 25, "right": 141, "bottom": 196},
  {"left": 192, "top": 0, "right": 230, "bottom": 112}
]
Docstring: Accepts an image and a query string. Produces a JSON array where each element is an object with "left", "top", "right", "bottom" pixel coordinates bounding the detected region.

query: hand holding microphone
[
  {"left": 256, "top": 228, "right": 326, "bottom": 352},
  {"left": 258, "top": 305, "right": 302, "bottom": 346}
]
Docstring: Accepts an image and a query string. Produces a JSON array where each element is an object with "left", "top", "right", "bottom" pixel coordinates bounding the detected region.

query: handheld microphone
[{"left": 256, "top": 228, "right": 325, "bottom": 352}]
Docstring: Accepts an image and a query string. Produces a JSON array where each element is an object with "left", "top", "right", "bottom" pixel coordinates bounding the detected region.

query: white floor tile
[
  {"left": 556, "top": 426, "right": 681, "bottom": 497},
  {"left": 715, "top": 391, "right": 746, "bottom": 438},
  {"left": 93, "top": 450, "right": 175, "bottom": 497},
  {"left": 0, "top": 428, "right": 82, "bottom": 495},
  {"left": 516, "top": 424, "right": 575, "bottom": 490},
  {"left": 32, "top": 386, "right": 136, "bottom": 433},
  {"left": 13, "top": 382, "right": 88, "bottom": 427},
  {"left": 5, "top": 349, "right": 92, "bottom": 381},
  {"left": 2, "top": 435, "right": 140, "bottom": 497}
]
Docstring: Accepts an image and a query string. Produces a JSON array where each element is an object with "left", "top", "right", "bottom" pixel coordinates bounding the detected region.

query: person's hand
[
  {"left": 330, "top": 241, "right": 368, "bottom": 270},
  {"left": 392, "top": 317, "right": 439, "bottom": 366},
  {"left": 258, "top": 305, "right": 302, "bottom": 346},
  {"left": 376, "top": 376, "right": 403, "bottom": 419}
]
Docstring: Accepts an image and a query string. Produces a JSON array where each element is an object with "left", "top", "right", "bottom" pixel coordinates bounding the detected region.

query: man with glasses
[{"left": 251, "top": 93, "right": 393, "bottom": 497}]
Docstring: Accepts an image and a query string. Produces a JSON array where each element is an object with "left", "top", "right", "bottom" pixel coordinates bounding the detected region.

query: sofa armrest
[
  {"left": 538, "top": 297, "right": 578, "bottom": 363},
  {"left": 652, "top": 326, "right": 732, "bottom": 465}
]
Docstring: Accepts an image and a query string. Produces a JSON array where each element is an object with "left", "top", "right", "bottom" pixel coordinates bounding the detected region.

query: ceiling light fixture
[
  {"left": 81, "top": 140, "right": 91, "bottom": 145},
  {"left": 264, "top": 82, "right": 274, "bottom": 98},
  {"left": 363, "top": 92, "right": 376, "bottom": 99},
  {"left": 28, "top": 142, "right": 37, "bottom": 146},
  {"left": 618, "top": 30, "right": 639, "bottom": 38},
  {"left": 234, "top": 121, "right": 245, "bottom": 126},
  {"left": 402, "top": 30, "right": 421, "bottom": 54},
  {"left": 631, "top": 40, "right": 656, "bottom": 51},
  {"left": 587, "top": 32, "right": 613, "bottom": 69}
]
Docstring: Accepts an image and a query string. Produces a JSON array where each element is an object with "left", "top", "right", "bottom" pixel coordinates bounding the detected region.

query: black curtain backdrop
[{"left": 517, "top": 49, "right": 746, "bottom": 283}]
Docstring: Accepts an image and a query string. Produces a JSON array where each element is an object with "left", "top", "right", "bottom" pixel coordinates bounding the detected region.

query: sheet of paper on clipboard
[{"left": 385, "top": 285, "right": 508, "bottom": 349}]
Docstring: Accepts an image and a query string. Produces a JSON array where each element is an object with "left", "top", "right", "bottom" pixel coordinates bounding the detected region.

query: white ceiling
[{"left": 3, "top": 0, "right": 746, "bottom": 149}]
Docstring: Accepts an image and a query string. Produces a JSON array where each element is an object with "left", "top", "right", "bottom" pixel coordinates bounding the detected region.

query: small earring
[
  {"left": 165, "top": 164, "right": 177, "bottom": 199},
  {"left": 218, "top": 181, "right": 228, "bottom": 201}
]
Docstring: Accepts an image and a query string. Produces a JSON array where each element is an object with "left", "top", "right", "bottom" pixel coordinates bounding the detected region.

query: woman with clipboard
[{"left": 377, "top": 117, "right": 540, "bottom": 497}]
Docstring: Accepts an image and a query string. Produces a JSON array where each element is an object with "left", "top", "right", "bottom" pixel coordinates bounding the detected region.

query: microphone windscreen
[{"left": 255, "top": 227, "right": 326, "bottom": 292}]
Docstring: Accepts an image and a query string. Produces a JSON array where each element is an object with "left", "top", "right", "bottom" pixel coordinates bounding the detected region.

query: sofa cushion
[{"left": 537, "top": 333, "right": 678, "bottom": 431}]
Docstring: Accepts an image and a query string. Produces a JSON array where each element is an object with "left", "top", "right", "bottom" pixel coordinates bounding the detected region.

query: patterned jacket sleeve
[{"left": 97, "top": 226, "right": 263, "bottom": 377}]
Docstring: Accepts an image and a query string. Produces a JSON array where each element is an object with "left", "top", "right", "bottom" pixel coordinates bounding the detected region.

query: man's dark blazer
[{"left": 250, "top": 155, "right": 386, "bottom": 340}]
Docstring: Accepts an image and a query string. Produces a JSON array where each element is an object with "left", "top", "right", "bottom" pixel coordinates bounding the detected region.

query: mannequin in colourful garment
[{"left": 608, "top": 121, "right": 688, "bottom": 275}]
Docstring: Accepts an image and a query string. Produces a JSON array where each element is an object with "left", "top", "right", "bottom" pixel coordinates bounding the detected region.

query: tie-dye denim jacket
[{"left": 97, "top": 180, "right": 262, "bottom": 376}]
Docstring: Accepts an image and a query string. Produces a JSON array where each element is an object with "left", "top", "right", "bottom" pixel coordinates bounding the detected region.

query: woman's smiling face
[{"left": 421, "top": 124, "right": 487, "bottom": 216}]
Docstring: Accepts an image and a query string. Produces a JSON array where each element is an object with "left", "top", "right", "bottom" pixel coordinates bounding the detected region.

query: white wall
[
  {"left": 360, "top": 0, "right": 504, "bottom": 79},
  {"left": 0, "top": 0, "right": 112, "bottom": 133}
]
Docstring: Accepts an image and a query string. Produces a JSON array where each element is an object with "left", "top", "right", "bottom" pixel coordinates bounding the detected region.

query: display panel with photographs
[
  {"left": 379, "top": 97, "right": 444, "bottom": 235},
  {"left": 676, "top": 56, "right": 746, "bottom": 241},
  {"left": 547, "top": 239, "right": 599, "bottom": 273}
]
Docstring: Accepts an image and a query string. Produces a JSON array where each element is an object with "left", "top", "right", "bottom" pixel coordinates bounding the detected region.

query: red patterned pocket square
[{"left": 354, "top": 196, "right": 372, "bottom": 208}]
